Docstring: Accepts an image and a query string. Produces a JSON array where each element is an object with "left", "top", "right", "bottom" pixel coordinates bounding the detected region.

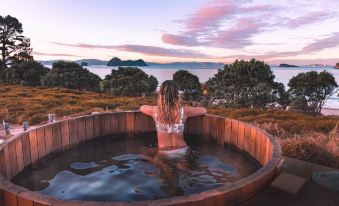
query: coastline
[{"left": 321, "top": 107, "right": 339, "bottom": 116}]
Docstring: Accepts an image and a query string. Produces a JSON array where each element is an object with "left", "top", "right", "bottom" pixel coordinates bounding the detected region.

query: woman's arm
[
  {"left": 140, "top": 105, "right": 155, "bottom": 117},
  {"left": 184, "top": 106, "right": 207, "bottom": 118}
]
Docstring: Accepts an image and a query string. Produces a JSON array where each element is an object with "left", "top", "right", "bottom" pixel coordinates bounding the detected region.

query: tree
[
  {"left": 149, "top": 75, "right": 158, "bottom": 93},
  {"left": 41, "top": 61, "right": 101, "bottom": 92},
  {"left": 100, "top": 67, "right": 158, "bottom": 96},
  {"left": 206, "top": 59, "right": 286, "bottom": 108},
  {"left": 173, "top": 70, "right": 202, "bottom": 101},
  {"left": 1, "top": 61, "right": 49, "bottom": 86},
  {"left": 288, "top": 71, "right": 338, "bottom": 116},
  {"left": 0, "top": 15, "right": 32, "bottom": 71}
]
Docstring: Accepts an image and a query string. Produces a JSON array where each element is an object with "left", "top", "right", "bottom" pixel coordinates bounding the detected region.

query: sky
[{"left": 1, "top": 0, "right": 339, "bottom": 65}]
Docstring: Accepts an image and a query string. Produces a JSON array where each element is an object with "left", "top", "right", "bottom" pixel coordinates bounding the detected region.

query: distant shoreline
[{"left": 321, "top": 108, "right": 339, "bottom": 116}]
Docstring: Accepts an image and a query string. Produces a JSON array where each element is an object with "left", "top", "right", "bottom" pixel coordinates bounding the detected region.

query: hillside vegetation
[{"left": 0, "top": 84, "right": 156, "bottom": 124}]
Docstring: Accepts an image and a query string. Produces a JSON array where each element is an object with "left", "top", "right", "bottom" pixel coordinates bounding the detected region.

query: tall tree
[
  {"left": 288, "top": 71, "right": 338, "bottom": 116},
  {"left": 206, "top": 59, "right": 286, "bottom": 108},
  {"left": 0, "top": 15, "right": 32, "bottom": 70},
  {"left": 100, "top": 67, "right": 158, "bottom": 96},
  {"left": 173, "top": 70, "right": 202, "bottom": 101},
  {"left": 41, "top": 61, "right": 102, "bottom": 92}
]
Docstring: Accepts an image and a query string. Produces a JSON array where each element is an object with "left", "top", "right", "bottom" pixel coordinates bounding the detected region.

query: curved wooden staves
[{"left": 0, "top": 111, "right": 283, "bottom": 206}]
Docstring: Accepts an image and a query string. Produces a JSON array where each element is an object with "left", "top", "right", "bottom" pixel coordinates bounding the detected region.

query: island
[
  {"left": 334, "top": 63, "right": 339, "bottom": 69},
  {"left": 308, "top": 64, "right": 325, "bottom": 67},
  {"left": 107, "top": 57, "right": 148, "bottom": 66},
  {"left": 75, "top": 59, "right": 107, "bottom": 65},
  {"left": 80, "top": 62, "right": 89, "bottom": 66},
  {"left": 279, "top": 63, "right": 299, "bottom": 67}
]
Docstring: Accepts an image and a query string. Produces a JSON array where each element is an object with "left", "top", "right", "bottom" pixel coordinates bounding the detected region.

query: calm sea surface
[{"left": 45, "top": 64, "right": 339, "bottom": 109}]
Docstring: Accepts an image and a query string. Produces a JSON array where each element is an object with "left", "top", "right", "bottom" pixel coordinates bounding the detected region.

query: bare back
[{"left": 140, "top": 105, "right": 207, "bottom": 148}]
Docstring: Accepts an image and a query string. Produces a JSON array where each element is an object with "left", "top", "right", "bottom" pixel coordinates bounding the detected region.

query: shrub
[
  {"left": 41, "top": 61, "right": 101, "bottom": 92},
  {"left": 101, "top": 67, "right": 158, "bottom": 96},
  {"left": 173, "top": 70, "right": 202, "bottom": 101},
  {"left": 206, "top": 59, "right": 288, "bottom": 108}
]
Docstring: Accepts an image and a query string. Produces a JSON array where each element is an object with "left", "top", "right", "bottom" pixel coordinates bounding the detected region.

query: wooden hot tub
[{"left": 0, "top": 111, "right": 283, "bottom": 206}]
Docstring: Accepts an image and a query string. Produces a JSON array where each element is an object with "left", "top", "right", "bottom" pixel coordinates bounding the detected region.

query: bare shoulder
[
  {"left": 183, "top": 105, "right": 207, "bottom": 118},
  {"left": 140, "top": 105, "right": 156, "bottom": 117}
]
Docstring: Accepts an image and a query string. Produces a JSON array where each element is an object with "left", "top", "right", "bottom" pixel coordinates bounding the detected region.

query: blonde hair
[{"left": 157, "top": 80, "right": 180, "bottom": 124}]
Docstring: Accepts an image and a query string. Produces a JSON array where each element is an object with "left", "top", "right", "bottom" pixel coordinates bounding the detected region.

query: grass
[
  {"left": 1, "top": 84, "right": 338, "bottom": 168},
  {"left": 207, "top": 107, "right": 339, "bottom": 136},
  {"left": 0, "top": 84, "right": 157, "bottom": 125}
]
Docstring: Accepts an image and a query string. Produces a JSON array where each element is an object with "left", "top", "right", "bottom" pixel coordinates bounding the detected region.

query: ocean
[{"left": 46, "top": 64, "right": 339, "bottom": 109}]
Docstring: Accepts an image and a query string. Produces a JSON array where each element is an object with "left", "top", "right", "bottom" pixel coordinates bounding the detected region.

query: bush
[
  {"left": 41, "top": 61, "right": 101, "bottom": 92},
  {"left": 101, "top": 67, "right": 158, "bottom": 96},
  {"left": 0, "top": 61, "right": 49, "bottom": 86},
  {"left": 206, "top": 59, "right": 287, "bottom": 108},
  {"left": 288, "top": 71, "right": 338, "bottom": 116},
  {"left": 173, "top": 70, "right": 202, "bottom": 101}
]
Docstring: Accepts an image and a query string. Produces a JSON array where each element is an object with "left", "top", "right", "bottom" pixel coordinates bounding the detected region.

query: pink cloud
[
  {"left": 239, "top": 4, "right": 277, "bottom": 13},
  {"left": 50, "top": 42, "right": 213, "bottom": 59},
  {"left": 161, "top": 34, "right": 199, "bottom": 46},
  {"left": 282, "top": 12, "right": 332, "bottom": 28},
  {"left": 32, "top": 51, "right": 82, "bottom": 57},
  {"left": 162, "top": 18, "right": 266, "bottom": 48},
  {"left": 162, "top": 1, "right": 334, "bottom": 49},
  {"left": 212, "top": 18, "right": 265, "bottom": 48},
  {"left": 221, "top": 32, "right": 339, "bottom": 60},
  {"left": 51, "top": 42, "right": 117, "bottom": 49},
  {"left": 302, "top": 32, "right": 339, "bottom": 53},
  {"left": 185, "top": 1, "right": 237, "bottom": 34},
  {"left": 161, "top": 0, "right": 272, "bottom": 48},
  {"left": 111, "top": 44, "right": 212, "bottom": 59}
]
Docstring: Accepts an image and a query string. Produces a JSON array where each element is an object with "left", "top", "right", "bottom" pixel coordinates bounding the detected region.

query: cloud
[
  {"left": 281, "top": 12, "right": 332, "bottom": 28},
  {"left": 32, "top": 51, "right": 82, "bottom": 57},
  {"left": 239, "top": 4, "right": 278, "bottom": 13},
  {"left": 161, "top": 0, "right": 272, "bottom": 48},
  {"left": 222, "top": 32, "right": 339, "bottom": 60},
  {"left": 185, "top": 1, "right": 237, "bottom": 35},
  {"left": 211, "top": 18, "right": 266, "bottom": 48},
  {"left": 114, "top": 45, "right": 212, "bottom": 58},
  {"left": 222, "top": 51, "right": 299, "bottom": 60},
  {"left": 51, "top": 42, "right": 117, "bottom": 49},
  {"left": 161, "top": 34, "right": 200, "bottom": 47},
  {"left": 50, "top": 42, "right": 213, "bottom": 59},
  {"left": 302, "top": 32, "right": 339, "bottom": 53},
  {"left": 161, "top": 1, "right": 334, "bottom": 49}
]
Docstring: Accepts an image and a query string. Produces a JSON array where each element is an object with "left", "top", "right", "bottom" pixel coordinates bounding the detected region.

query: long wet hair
[{"left": 157, "top": 80, "right": 180, "bottom": 124}]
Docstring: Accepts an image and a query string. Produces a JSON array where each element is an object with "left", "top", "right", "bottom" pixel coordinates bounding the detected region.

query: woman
[{"left": 140, "top": 80, "right": 206, "bottom": 153}]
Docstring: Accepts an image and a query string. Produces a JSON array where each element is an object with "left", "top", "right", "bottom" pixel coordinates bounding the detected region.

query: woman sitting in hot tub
[{"left": 140, "top": 80, "right": 206, "bottom": 157}]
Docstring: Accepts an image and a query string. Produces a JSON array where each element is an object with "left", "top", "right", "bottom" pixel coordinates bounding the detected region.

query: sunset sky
[{"left": 1, "top": 0, "right": 339, "bottom": 64}]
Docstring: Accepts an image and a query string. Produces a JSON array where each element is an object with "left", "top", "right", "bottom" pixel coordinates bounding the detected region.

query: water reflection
[{"left": 12, "top": 136, "right": 259, "bottom": 201}]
